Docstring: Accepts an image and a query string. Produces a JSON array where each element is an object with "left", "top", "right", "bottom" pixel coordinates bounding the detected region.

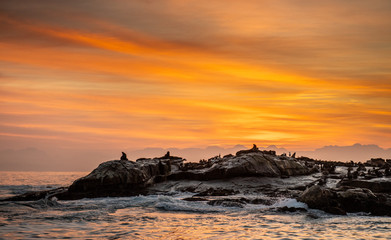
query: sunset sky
[{"left": 1, "top": 1, "right": 391, "bottom": 169}]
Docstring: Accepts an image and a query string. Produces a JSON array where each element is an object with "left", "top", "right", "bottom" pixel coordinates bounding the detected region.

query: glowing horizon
[{"left": 1, "top": 0, "right": 391, "bottom": 156}]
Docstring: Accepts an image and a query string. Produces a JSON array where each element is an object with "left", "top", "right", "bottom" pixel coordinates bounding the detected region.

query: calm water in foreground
[{"left": 0, "top": 171, "right": 390, "bottom": 239}]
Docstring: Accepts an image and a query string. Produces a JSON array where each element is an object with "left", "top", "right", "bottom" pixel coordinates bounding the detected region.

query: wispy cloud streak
[{"left": 0, "top": 0, "right": 390, "bottom": 153}]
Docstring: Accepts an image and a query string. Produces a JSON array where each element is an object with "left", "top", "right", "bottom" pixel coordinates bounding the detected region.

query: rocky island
[{"left": 3, "top": 145, "right": 391, "bottom": 216}]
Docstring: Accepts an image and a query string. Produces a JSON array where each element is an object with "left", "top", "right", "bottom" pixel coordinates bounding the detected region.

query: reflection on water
[
  {"left": 0, "top": 171, "right": 88, "bottom": 186},
  {"left": 0, "top": 171, "right": 87, "bottom": 199},
  {"left": 0, "top": 172, "right": 390, "bottom": 239},
  {"left": 1, "top": 195, "right": 390, "bottom": 239}
]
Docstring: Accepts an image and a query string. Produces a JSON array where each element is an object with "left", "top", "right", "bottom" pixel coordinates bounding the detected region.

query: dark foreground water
[{"left": 0, "top": 171, "right": 390, "bottom": 239}]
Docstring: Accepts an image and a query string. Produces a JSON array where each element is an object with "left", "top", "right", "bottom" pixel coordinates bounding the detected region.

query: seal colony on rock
[
  {"left": 3, "top": 145, "right": 391, "bottom": 216},
  {"left": 3, "top": 145, "right": 310, "bottom": 200},
  {"left": 62, "top": 145, "right": 314, "bottom": 199}
]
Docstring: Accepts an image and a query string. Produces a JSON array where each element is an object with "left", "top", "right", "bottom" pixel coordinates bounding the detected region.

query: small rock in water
[
  {"left": 207, "top": 199, "right": 245, "bottom": 208},
  {"left": 194, "top": 188, "right": 238, "bottom": 197},
  {"left": 182, "top": 197, "right": 209, "bottom": 202},
  {"left": 247, "top": 198, "right": 275, "bottom": 205},
  {"left": 277, "top": 206, "right": 307, "bottom": 213}
]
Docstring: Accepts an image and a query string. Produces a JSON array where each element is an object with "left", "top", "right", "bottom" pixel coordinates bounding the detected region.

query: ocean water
[{"left": 0, "top": 172, "right": 390, "bottom": 239}]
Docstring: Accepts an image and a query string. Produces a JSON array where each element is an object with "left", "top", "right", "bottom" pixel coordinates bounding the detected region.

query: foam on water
[
  {"left": 154, "top": 194, "right": 223, "bottom": 213},
  {"left": 272, "top": 198, "right": 308, "bottom": 209}
]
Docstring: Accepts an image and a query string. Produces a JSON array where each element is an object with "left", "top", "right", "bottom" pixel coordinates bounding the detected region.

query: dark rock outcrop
[
  {"left": 3, "top": 187, "right": 68, "bottom": 202},
  {"left": 194, "top": 188, "right": 238, "bottom": 197},
  {"left": 5, "top": 145, "right": 391, "bottom": 212},
  {"left": 1, "top": 147, "right": 312, "bottom": 201},
  {"left": 277, "top": 206, "right": 307, "bottom": 213},
  {"left": 169, "top": 151, "right": 311, "bottom": 181},
  {"left": 207, "top": 199, "right": 245, "bottom": 208},
  {"left": 298, "top": 185, "right": 391, "bottom": 216},
  {"left": 338, "top": 179, "right": 391, "bottom": 193},
  {"left": 182, "top": 197, "right": 209, "bottom": 202},
  {"left": 64, "top": 159, "right": 171, "bottom": 199}
]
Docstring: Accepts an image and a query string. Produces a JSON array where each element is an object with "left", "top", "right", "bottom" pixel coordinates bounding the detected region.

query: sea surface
[{"left": 0, "top": 171, "right": 390, "bottom": 240}]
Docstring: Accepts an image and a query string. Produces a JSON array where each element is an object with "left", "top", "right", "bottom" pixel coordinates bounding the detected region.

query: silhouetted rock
[
  {"left": 357, "top": 163, "right": 366, "bottom": 172},
  {"left": 385, "top": 166, "right": 391, "bottom": 176},
  {"left": 246, "top": 198, "right": 275, "bottom": 205},
  {"left": 277, "top": 206, "right": 307, "bottom": 213},
  {"left": 321, "top": 162, "right": 336, "bottom": 174},
  {"left": 63, "top": 147, "right": 311, "bottom": 199},
  {"left": 0, "top": 147, "right": 319, "bottom": 201},
  {"left": 2, "top": 187, "right": 67, "bottom": 201},
  {"left": 169, "top": 150, "right": 311, "bottom": 181},
  {"left": 338, "top": 179, "right": 391, "bottom": 193},
  {"left": 298, "top": 185, "right": 391, "bottom": 216},
  {"left": 207, "top": 199, "right": 244, "bottom": 208},
  {"left": 182, "top": 197, "right": 209, "bottom": 201},
  {"left": 194, "top": 188, "right": 238, "bottom": 196},
  {"left": 367, "top": 158, "right": 386, "bottom": 167},
  {"left": 64, "top": 158, "right": 171, "bottom": 199},
  {"left": 5, "top": 144, "right": 391, "bottom": 211}
]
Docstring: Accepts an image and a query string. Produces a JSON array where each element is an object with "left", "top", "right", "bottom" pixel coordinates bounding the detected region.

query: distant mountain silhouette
[
  {"left": 297, "top": 143, "right": 391, "bottom": 162},
  {"left": 0, "top": 143, "right": 390, "bottom": 171},
  {"left": 125, "top": 144, "right": 391, "bottom": 163}
]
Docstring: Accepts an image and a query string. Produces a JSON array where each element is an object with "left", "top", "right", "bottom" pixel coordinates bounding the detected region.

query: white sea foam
[
  {"left": 154, "top": 195, "right": 223, "bottom": 213},
  {"left": 272, "top": 198, "right": 308, "bottom": 209}
]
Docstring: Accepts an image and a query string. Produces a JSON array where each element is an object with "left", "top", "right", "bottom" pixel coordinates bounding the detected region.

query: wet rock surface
[
  {"left": 298, "top": 185, "right": 391, "bottom": 216},
  {"left": 8, "top": 147, "right": 311, "bottom": 201},
  {"left": 338, "top": 179, "right": 391, "bottom": 193},
  {"left": 277, "top": 206, "right": 307, "bottom": 213},
  {"left": 194, "top": 188, "right": 238, "bottom": 197},
  {"left": 207, "top": 199, "right": 245, "bottom": 208},
  {"left": 3, "top": 187, "right": 68, "bottom": 202},
  {"left": 63, "top": 158, "right": 172, "bottom": 199},
  {"left": 169, "top": 151, "right": 311, "bottom": 181}
]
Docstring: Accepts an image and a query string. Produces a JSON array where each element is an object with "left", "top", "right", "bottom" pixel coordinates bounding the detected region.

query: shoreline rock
[
  {"left": 62, "top": 149, "right": 312, "bottom": 200},
  {"left": 2, "top": 147, "right": 311, "bottom": 201},
  {"left": 337, "top": 179, "right": 391, "bottom": 193},
  {"left": 168, "top": 152, "right": 312, "bottom": 181},
  {"left": 3, "top": 146, "right": 391, "bottom": 217},
  {"left": 298, "top": 185, "right": 391, "bottom": 216},
  {"left": 63, "top": 158, "right": 171, "bottom": 199}
]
